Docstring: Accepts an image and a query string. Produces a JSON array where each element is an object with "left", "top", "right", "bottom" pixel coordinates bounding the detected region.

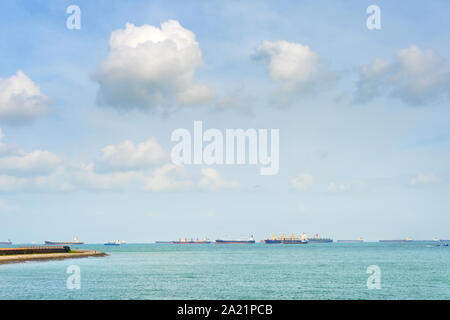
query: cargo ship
[
  {"left": 45, "top": 237, "right": 84, "bottom": 245},
  {"left": 337, "top": 238, "right": 364, "bottom": 243},
  {"left": 215, "top": 236, "right": 255, "bottom": 244},
  {"left": 263, "top": 234, "right": 282, "bottom": 244},
  {"left": 155, "top": 241, "right": 173, "bottom": 244},
  {"left": 308, "top": 234, "right": 333, "bottom": 243},
  {"left": 172, "top": 238, "right": 211, "bottom": 244},
  {"left": 0, "top": 240, "right": 12, "bottom": 245},
  {"left": 282, "top": 233, "right": 309, "bottom": 244},
  {"left": 379, "top": 237, "right": 413, "bottom": 243},
  {"left": 263, "top": 233, "right": 309, "bottom": 244}
]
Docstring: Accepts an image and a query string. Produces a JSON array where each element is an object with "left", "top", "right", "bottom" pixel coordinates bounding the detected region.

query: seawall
[{"left": 0, "top": 249, "right": 107, "bottom": 264}]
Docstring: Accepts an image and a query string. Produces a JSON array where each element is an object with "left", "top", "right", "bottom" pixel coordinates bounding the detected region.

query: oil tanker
[
  {"left": 308, "top": 234, "right": 333, "bottom": 243},
  {"left": 215, "top": 236, "right": 255, "bottom": 244},
  {"left": 44, "top": 237, "right": 84, "bottom": 245},
  {"left": 337, "top": 238, "right": 364, "bottom": 243},
  {"left": 172, "top": 238, "right": 211, "bottom": 244}
]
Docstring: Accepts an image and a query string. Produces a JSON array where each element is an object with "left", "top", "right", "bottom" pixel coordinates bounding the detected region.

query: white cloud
[
  {"left": 0, "top": 150, "right": 61, "bottom": 174},
  {"left": 255, "top": 40, "right": 319, "bottom": 83},
  {"left": 30, "top": 162, "right": 143, "bottom": 192},
  {"left": 93, "top": 20, "right": 214, "bottom": 112},
  {"left": 410, "top": 172, "right": 440, "bottom": 186},
  {"left": 0, "top": 175, "right": 27, "bottom": 192},
  {"left": 291, "top": 173, "right": 315, "bottom": 190},
  {"left": 100, "top": 137, "right": 168, "bottom": 170},
  {"left": 198, "top": 168, "right": 239, "bottom": 190},
  {"left": 254, "top": 40, "right": 336, "bottom": 101},
  {"left": 355, "top": 45, "right": 450, "bottom": 105},
  {"left": 145, "top": 164, "right": 192, "bottom": 191},
  {"left": 0, "top": 70, "right": 50, "bottom": 124},
  {"left": 0, "top": 128, "right": 60, "bottom": 174},
  {"left": 328, "top": 182, "right": 350, "bottom": 193}
]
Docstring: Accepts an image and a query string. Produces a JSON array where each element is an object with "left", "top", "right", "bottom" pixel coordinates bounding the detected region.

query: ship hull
[
  {"left": 281, "top": 240, "right": 309, "bottom": 244},
  {"left": 44, "top": 241, "right": 84, "bottom": 245},
  {"left": 309, "top": 239, "right": 333, "bottom": 243},
  {"left": 0, "top": 242, "right": 12, "bottom": 245},
  {"left": 263, "top": 240, "right": 282, "bottom": 244},
  {"left": 215, "top": 240, "right": 255, "bottom": 244},
  {"left": 172, "top": 241, "right": 211, "bottom": 244}
]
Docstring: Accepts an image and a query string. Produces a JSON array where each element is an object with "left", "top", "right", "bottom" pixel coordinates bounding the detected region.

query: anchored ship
[
  {"left": 215, "top": 236, "right": 255, "bottom": 244},
  {"left": 308, "top": 234, "right": 333, "bottom": 243},
  {"left": 45, "top": 237, "right": 84, "bottom": 245},
  {"left": 104, "top": 240, "right": 122, "bottom": 246},
  {"left": 282, "top": 233, "right": 309, "bottom": 244},
  {"left": 337, "top": 238, "right": 364, "bottom": 243},
  {"left": 172, "top": 238, "right": 211, "bottom": 244},
  {"left": 379, "top": 237, "right": 412, "bottom": 242},
  {"left": 0, "top": 239, "right": 12, "bottom": 245},
  {"left": 263, "top": 234, "right": 282, "bottom": 244},
  {"left": 263, "top": 233, "right": 309, "bottom": 244}
]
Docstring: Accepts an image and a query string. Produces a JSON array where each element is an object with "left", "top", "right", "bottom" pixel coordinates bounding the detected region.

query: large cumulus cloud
[
  {"left": 0, "top": 70, "right": 50, "bottom": 125},
  {"left": 355, "top": 45, "right": 450, "bottom": 106},
  {"left": 253, "top": 40, "right": 337, "bottom": 106},
  {"left": 93, "top": 20, "right": 214, "bottom": 112}
]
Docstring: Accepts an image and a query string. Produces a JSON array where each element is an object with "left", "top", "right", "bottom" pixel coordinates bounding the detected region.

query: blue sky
[{"left": 1, "top": 0, "right": 449, "bottom": 243}]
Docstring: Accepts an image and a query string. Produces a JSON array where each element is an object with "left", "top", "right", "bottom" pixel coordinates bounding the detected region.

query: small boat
[{"left": 104, "top": 240, "right": 122, "bottom": 246}]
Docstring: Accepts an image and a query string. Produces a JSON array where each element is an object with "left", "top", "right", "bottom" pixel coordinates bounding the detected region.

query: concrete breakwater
[
  {"left": 0, "top": 246, "right": 70, "bottom": 255},
  {"left": 0, "top": 246, "right": 107, "bottom": 264}
]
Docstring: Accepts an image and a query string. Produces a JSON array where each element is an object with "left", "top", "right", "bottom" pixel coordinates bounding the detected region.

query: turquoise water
[{"left": 1, "top": 243, "right": 449, "bottom": 299}]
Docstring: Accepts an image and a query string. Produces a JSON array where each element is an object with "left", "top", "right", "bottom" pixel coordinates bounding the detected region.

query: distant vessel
[
  {"left": 308, "top": 234, "right": 333, "bottom": 243},
  {"left": 155, "top": 241, "right": 173, "bottom": 244},
  {"left": 263, "top": 234, "right": 282, "bottom": 244},
  {"left": 0, "top": 239, "right": 12, "bottom": 245},
  {"left": 337, "top": 238, "right": 364, "bottom": 243},
  {"left": 45, "top": 237, "right": 84, "bottom": 245},
  {"left": 263, "top": 233, "right": 309, "bottom": 244},
  {"left": 380, "top": 237, "right": 412, "bottom": 243},
  {"left": 172, "top": 238, "right": 211, "bottom": 244},
  {"left": 281, "top": 233, "right": 309, "bottom": 244},
  {"left": 380, "top": 237, "right": 438, "bottom": 243},
  {"left": 104, "top": 240, "right": 122, "bottom": 246},
  {"left": 215, "top": 236, "right": 255, "bottom": 244}
]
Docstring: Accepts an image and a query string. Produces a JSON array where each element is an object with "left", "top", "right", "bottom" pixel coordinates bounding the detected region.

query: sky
[{"left": 0, "top": 0, "right": 449, "bottom": 243}]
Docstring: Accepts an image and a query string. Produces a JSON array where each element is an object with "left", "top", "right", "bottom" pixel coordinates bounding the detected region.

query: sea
[{"left": 1, "top": 242, "right": 449, "bottom": 300}]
